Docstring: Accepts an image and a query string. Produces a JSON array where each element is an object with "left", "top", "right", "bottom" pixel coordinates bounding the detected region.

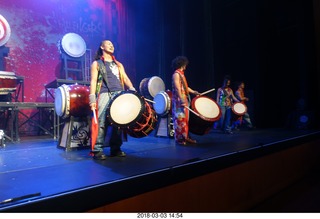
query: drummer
[
  {"left": 216, "top": 75, "right": 240, "bottom": 134},
  {"left": 89, "top": 40, "right": 136, "bottom": 160},
  {"left": 233, "top": 81, "right": 254, "bottom": 130},
  {"left": 171, "top": 56, "right": 200, "bottom": 145}
]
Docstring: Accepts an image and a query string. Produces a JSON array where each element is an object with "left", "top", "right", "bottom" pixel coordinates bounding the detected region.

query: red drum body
[
  {"left": 106, "top": 90, "right": 157, "bottom": 138},
  {"left": 232, "top": 102, "right": 247, "bottom": 116},
  {"left": 0, "top": 71, "right": 17, "bottom": 95},
  {"left": 55, "top": 84, "right": 91, "bottom": 119},
  {"left": 189, "top": 96, "right": 221, "bottom": 135},
  {"left": 139, "top": 76, "right": 165, "bottom": 100},
  {"left": 153, "top": 90, "right": 172, "bottom": 116}
]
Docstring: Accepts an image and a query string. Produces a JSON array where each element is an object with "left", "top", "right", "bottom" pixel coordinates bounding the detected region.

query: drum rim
[
  {"left": 232, "top": 102, "right": 247, "bottom": 115},
  {"left": 191, "top": 96, "right": 222, "bottom": 122},
  {"left": 0, "top": 14, "right": 11, "bottom": 47},
  {"left": 153, "top": 91, "right": 171, "bottom": 116},
  {"left": 61, "top": 32, "right": 86, "bottom": 58},
  {"left": 55, "top": 86, "right": 67, "bottom": 118},
  {"left": 0, "top": 71, "right": 15, "bottom": 76},
  {"left": 106, "top": 90, "right": 146, "bottom": 128}
]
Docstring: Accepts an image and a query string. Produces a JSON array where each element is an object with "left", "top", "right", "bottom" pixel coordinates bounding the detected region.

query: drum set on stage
[{"left": 54, "top": 76, "right": 248, "bottom": 148}]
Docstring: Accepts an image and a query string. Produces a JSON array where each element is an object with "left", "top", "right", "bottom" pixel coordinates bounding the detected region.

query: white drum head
[
  {"left": 0, "top": 15, "right": 11, "bottom": 47},
  {"left": 61, "top": 33, "right": 86, "bottom": 57},
  {"left": 55, "top": 85, "right": 68, "bottom": 117},
  {"left": 194, "top": 97, "right": 220, "bottom": 119},
  {"left": 110, "top": 93, "right": 142, "bottom": 125},
  {"left": 0, "top": 71, "right": 16, "bottom": 81},
  {"left": 153, "top": 91, "right": 169, "bottom": 115},
  {"left": 233, "top": 102, "right": 247, "bottom": 115},
  {"left": 148, "top": 76, "right": 165, "bottom": 98}
]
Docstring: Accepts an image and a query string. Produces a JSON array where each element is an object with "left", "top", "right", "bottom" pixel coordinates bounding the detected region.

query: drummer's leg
[
  {"left": 243, "top": 112, "right": 253, "bottom": 128},
  {"left": 224, "top": 107, "right": 233, "bottom": 134},
  {"left": 94, "top": 93, "right": 110, "bottom": 154},
  {"left": 109, "top": 127, "right": 125, "bottom": 157},
  {"left": 173, "top": 107, "right": 188, "bottom": 143}
]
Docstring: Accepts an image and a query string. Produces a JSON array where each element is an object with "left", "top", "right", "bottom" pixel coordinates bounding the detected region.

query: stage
[{"left": 0, "top": 127, "right": 320, "bottom": 212}]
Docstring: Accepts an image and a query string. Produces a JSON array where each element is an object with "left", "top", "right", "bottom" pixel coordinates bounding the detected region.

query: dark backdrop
[{"left": 132, "top": 0, "right": 320, "bottom": 129}]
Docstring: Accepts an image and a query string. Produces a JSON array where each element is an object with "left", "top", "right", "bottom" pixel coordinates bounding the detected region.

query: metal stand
[
  {"left": 57, "top": 116, "right": 91, "bottom": 151},
  {"left": 155, "top": 113, "right": 174, "bottom": 138},
  {"left": 0, "top": 102, "right": 56, "bottom": 142}
]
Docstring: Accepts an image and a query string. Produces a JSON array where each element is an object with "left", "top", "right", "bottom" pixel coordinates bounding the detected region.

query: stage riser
[{"left": 90, "top": 139, "right": 320, "bottom": 212}]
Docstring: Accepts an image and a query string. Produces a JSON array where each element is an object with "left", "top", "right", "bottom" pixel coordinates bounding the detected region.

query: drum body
[
  {"left": 55, "top": 84, "right": 91, "bottom": 119},
  {"left": 153, "top": 90, "right": 172, "bottom": 116},
  {"left": 60, "top": 33, "right": 86, "bottom": 58},
  {"left": 0, "top": 71, "right": 17, "bottom": 95},
  {"left": 232, "top": 102, "right": 247, "bottom": 116},
  {"left": 106, "top": 90, "right": 157, "bottom": 138},
  {"left": 139, "top": 76, "right": 165, "bottom": 100},
  {"left": 189, "top": 96, "right": 221, "bottom": 135}
]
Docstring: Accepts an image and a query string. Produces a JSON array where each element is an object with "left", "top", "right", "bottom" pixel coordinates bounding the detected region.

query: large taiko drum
[
  {"left": 59, "top": 33, "right": 86, "bottom": 58},
  {"left": 232, "top": 102, "right": 247, "bottom": 116},
  {"left": 189, "top": 96, "right": 221, "bottom": 135},
  {"left": 139, "top": 76, "right": 165, "bottom": 100},
  {"left": 0, "top": 71, "right": 17, "bottom": 95},
  {"left": 153, "top": 90, "right": 172, "bottom": 116},
  {"left": 54, "top": 84, "right": 91, "bottom": 119},
  {"left": 106, "top": 90, "right": 157, "bottom": 138},
  {"left": 0, "top": 14, "right": 11, "bottom": 46}
]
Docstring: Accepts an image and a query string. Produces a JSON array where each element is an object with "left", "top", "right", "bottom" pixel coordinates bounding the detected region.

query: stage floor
[{"left": 0, "top": 127, "right": 319, "bottom": 212}]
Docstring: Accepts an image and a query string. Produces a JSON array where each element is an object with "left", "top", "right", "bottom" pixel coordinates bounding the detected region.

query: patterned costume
[{"left": 172, "top": 69, "right": 190, "bottom": 142}]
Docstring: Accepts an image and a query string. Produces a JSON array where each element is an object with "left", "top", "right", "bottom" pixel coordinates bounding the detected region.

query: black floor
[{"left": 0, "top": 127, "right": 320, "bottom": 212}]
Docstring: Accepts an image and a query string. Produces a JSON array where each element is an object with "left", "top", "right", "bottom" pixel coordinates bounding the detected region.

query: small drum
[
  {"left": 60, "top": 33, "right": 86, "bottom": 58},
  {"left": 55, "top": 84, "right": 91, "bottom": 119},
  {"left": 0, "top": 14, "right": 11, "bottom": 46},
  {"left": 139, "top": 76, "right": 165, "bottom": 100},
  {"left": 0, "top": 71, "right": 17, "bottom": 95},
  {"left": 106, "top": 90, "right": 157, "bottom": 138},
  {"left": 189, "top": 96, "right": 221, "bottom": 135},
  {"left": 232, "top": 102, "right": 247, "bottom": 116},
  {"left": 153, "top": 90, "right": 172, "bottom": 116}
]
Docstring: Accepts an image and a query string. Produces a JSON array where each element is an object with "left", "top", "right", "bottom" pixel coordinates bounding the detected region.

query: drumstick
[
  {"left": 92, "top": 109, "right": 97, "bottom": 124},
  {"left": 144, "top": 98, "right": 156, "bottom": 104},
  {"left": 184, "top": 106, "right": 203, "bottom": 119},
  {"left": 200, "top": 88, "right": 215, "bottom": 96}
]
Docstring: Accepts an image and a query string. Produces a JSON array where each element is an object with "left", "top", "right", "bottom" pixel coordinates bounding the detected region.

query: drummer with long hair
[
  {"left": 171, "top": 56, "right": 200, "bottom": 145},
  {"left": 89, "top": 40, "right": 136, "bottom": 160},
  {"left": 216, "top": 76, "right": 239, "bottom": 134}
]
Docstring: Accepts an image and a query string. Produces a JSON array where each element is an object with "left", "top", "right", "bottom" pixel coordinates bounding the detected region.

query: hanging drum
[
  {"left": 59, "top": 33, "right": 86, "bottom": 58},
  {"left": 0, "top": 14, "right": 11, "bottom": 47},
  {"left": 139, "top": 76, "right": 165, "bottom": 100}
]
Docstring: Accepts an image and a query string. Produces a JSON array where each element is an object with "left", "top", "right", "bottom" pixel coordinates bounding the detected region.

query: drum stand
[
  {"left": 58, "top": 116, "right": 91, "bottom": 151},
  {"left": 155, "top": 113, "right": 174, "bottom": 138},
  {"left": 61, "top": 53, "right": 86, "bottom": 81}
]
